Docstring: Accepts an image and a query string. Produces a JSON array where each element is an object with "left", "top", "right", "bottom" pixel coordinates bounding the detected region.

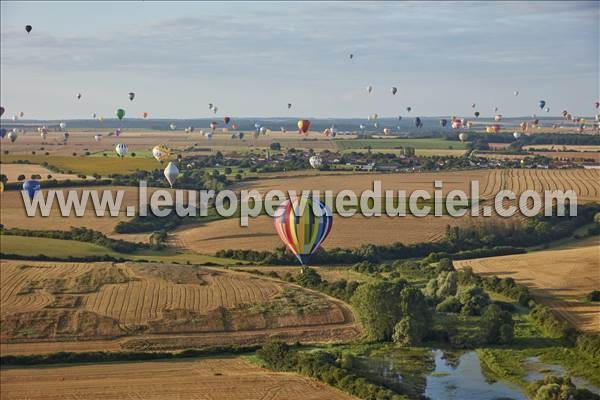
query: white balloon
[
  {"left": 164, "top": 162, "right": 179, "bottom": 188},
  {"left": 115, "top": 143, "right": 128, "bottom": 157}
]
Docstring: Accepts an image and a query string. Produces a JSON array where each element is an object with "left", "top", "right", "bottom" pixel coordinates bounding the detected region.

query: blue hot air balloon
[
  {"left": 538, "top": 100, "right": 546, "bottom": 110},
  {"left": 23, "top": 179, "right": 40, "bottom": 199}
]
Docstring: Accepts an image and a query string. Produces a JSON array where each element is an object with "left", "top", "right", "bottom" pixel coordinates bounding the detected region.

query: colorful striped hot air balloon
[{"left": 274, "top": 196, "right": 333, "bottom": 266}]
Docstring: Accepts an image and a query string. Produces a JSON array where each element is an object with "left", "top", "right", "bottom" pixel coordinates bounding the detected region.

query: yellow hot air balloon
[{"left": 152, "top": 144, "right": 171, "bottom": 163}]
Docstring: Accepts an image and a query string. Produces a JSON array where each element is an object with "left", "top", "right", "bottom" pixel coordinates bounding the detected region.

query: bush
[
  {"left": 436, "top": 296, "right": 461, "bottom": 313},
  {"left": 480, "top": 304, "right": 514, "bottom": 344},
  {"left": 586, "top": 290, "right": 600, "bottom": 302},
  {"left": 457, "top": 286, "right": 490, "bottom": 316}
]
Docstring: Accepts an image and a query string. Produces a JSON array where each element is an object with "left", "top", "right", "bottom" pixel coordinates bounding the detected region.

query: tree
[
  {"left": 424, "top": 271, "right": 457, "bottom": 300},
  {"left": 480, "top": 304, "right": 514, "bottom": 344},
  {"left": 393, "top": 317, "right": 421, "bottom": 345},
  {"left": 224, "top": 167, "right": 232, "bottom": 175},
  {"left": 17, "top": 174, "right": 26, "bottom": 181},
  {"left": 457, "top": 285, "right": 490, "bottom": 316},
  {"left": 296, "top": 267, "right": 322, "bottom": 287},
  {"left": 257, "top": 341, "right": 293, "bottom": 370},
  {"left": 270, "top": 142, "right": 281, "bottom": 151},
  {"left": 351, "top": 280, "right": 408, "bottom": 341}
]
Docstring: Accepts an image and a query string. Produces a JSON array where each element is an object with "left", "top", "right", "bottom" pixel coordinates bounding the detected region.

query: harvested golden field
[
  {"left": 0, "top": 260, "right": 359, "bottom": 352},
  {"left": 0, "top": 357, "right": 355, "bottom": 400},
  {"left": 175, "top": 169, "right": 599, "bottom": 253},
  {"left": 0, "top": 164, "right": 80, "bottom": 182},
  {"left": 523, "top": 145, "right": 600, "bottom": 152},
  {"left": 455, "top": 238, "right": 600, "bottom": 333},
  {"left": 0, "top": 185, "right": 174, "bottom": 236},
  {"left": 531, "top": 151, "right": 600, "bottom": 162},
  {"left": 232, "top": 266, "right": 373, "bottom": 283}
]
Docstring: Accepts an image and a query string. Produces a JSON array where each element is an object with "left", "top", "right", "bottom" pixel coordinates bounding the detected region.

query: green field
[
  {"left": 334, "top": 138, "right": 467, "bottom": 151},
  {"left": 1, "top": 155, "right": 160, "bottom": 176},
  {"left": 0, "top": 235, "right": 241, "bottom": 265}
]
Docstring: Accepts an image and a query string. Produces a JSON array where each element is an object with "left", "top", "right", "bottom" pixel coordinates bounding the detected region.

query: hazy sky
[{"left": 1, "top": 1, "right": 598, "bottom": 119}]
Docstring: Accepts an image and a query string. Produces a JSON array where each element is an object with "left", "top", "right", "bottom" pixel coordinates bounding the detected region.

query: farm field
[
  {"left": 0, "top": 357, "right": 355, "bottom": 400},
  {"left": 0, "top": 185, "right": 175, "bottom": 235},
  {"left": 175, "top": 168, "right": 600, "bottom": 253},
  {"left": 232, "top": 266, "right": 373, "bottom": 283},
  {"left": 0, "top": 164, "right": 80, "bottom": 182},
  {"left": 334, "top": 138, "right": 467, "bottom": 151},
  {"left": 454, "top": 237, "right": 600, "bottom": 333},
  {"left": 0, "top": 260, "right": 360, "bottom": 351}
]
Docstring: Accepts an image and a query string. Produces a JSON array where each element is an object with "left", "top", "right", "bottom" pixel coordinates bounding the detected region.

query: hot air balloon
[
  {"left": 349, "top": 54, "right": 354, "bottom": 59},
  {"left": 223, "top": 116, "right": 231, "bottom": 125},
  {"left": 205, "top": 131, "right": 213, "bottom": 139},
  {"left": 451, "top": 119, "right": 462, "bottom": 129},
  {"left": 231, "top": 123, "right": 238, "bottom": 130},
  {"left": 366, "top": 85, "right": 373, "bottom": 94},
  {"left": 0, "top": 106, "right": 4, "bottom": 117},
  {"left": 208, "top": 103, "right": 214, "bottom": 111},
  {"left": 359, "top": 124, "right": 366, "bottom": 131},
  {"left": 0, "top": 129, "right": 7, "bottom": 139},
  {"left": 274, "top": 196, "right": 333, "bottom": 266},
  {"left": 458, "top": 133, "right": 468, "bottom": 142},
  {"left": 309, "top": 155, "right": 323, "bottom": 169},
  {"left": 398, "top": 116, "right": 402, "bottom": 121},
  {"left": 8, "top": 130, "right": 17, "bottom": 142},
  {"left": 94, "top": 134, "right": 102, "bottom": 141},
  {"left": 210, "top": 121, "right": 218, "bottom": 130},
  {"left": 595, "top": 101, "right": 599, "bottom": 109},
  {"left": 114, "top": 128, "right": 122, "bottom": 137},
  {"left": 143, "top": 112, "right": 148, "bottom": 118},
  {"left": 40, "top": 128, "right": 48, "bottom": 141},
  {"left": 77, "top": 93, "right": 82, "bottom": 100},
  {"left": 494, "top": 115, "right": 502, "bottom": 122},
  {"left": 383, "top": 128, "right": 391, "bottom": 135},
  {"left": 169, "top": 123, "right": 176, "bottom": 130},
  {"left": 415, "top": 117, "right": 423, "bottom": 128},
  {"left": 25, "top": 25, "right": 32, "bottom": 34},
  {"left": 63, "top": 132, "right": 70, "bottom": 142},
  {"left": 116, "top": 108, "right": 125, "bottom": 120},
  {"left": 493, "top": 107, "right": 498, "bottom": 113},
  {"left": 474, "top": 111, "right": 480, "bottom": 118},
  {"left": 440, "top": 119, "right": 448, "bottom": 127},
  {"left": 466, "top": 121, "right": 473, "bottom": 129},
  {"left": 545, "top": 107, "right": 550, "bottom": 113},
  {"left": 23, "top": 180, "right": 40, "bottom": 199},
  {"left": 330, "top": 126, "right": 337, "bottom": 138},
  {"left": 538, "top": 100, "right": 546, "bottom": 109},
  {"left": 471, "top": 103, "right": 476, "bottom": 108},
  {"left": 213, "top": 106, "right": 218, "bottom": 114},
  {"left": 490, "top": 124, "right": 501, "bottom": 133},
  {"left": 164, "top": 162, "right": 179, "bottom": 188},
  {"left": 238, "top": 132, "right": 244, "bottom": 140},
  {"left": 288, "top": 103, "right": 292, "bottom": 109},
  {"left": 92, "top": 113, "right": 97, "bottom": 119},
  {"left": 59, "top": 122, "right": 66, "bottom": 130},
  {"left": 323, "top": 128, "right": 331, "bottom": 137},
  {"left": 260, "top": 127, "right": 267, "bottom": 135},
  {"left": 298, "top": 119, "right": 310, "bottom": 134},
  {"left": 128, "top": 92, "right": 135, "bottom": 101},
  {"left": 514, "top": 90, "right": 519, "bottom": 96},
  {"left": 152, "top": 144, "right": 170, "bottom": 163},
  {"left": 391, "top": 87, "right": 397, "bottom": 95},
  {"left": 115, "top": 143, "right": 128, "bottom": 158},
  {"left": 513, "top": 131, "right": 522, "bottom": 140}
]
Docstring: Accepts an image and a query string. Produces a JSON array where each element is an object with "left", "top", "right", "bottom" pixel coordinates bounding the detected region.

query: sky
[{"left": 1, "top": 1, "right": 598, "bottom": 119}]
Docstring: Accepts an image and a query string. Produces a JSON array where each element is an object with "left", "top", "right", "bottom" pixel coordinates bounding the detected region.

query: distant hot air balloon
[
  {"left": 92, "top": 113, "right": 97, "bottom": 119},
  {"left": 309, "top": 155, "right": 323, "bottom": 169},
  {"left": 210, "top": 121, "right": 218, "bottom": 130},
  {"left": 451, "top": 119, "right": 462, "bottom": 129},
  {"left": 116, "top": 108, "right": 125, "bottom": 120},
  {"left": 19, "top": 111, "right": 24, "bottom": 118},
  {"left": 490, "top": 124, "right": 501, "bottom": 133},
  {"left": 471, "top": 103, "right": 476, "bottom": 108},
  {"left": 323, "top": 128, "right": 331, "bottom": 137},
  {"left": 545, "top": 107, "right": 550, "bottom": 113},
  {"left": 0, "top": 106, "right": 4, "bottom": 117},
  {"left": 231, "top": 123, "right": 238, "bottom": 130},
  {"left": 169, "top": 123, "right": 176, "bottom": 130},
  {"left": 8, "top": 130, "right": 17, "bottom": 142},
  {"left": 330, "top": 126, "right": 337, "bottom": 138},
  {"left": 595, "top": 101, "right": 600, "bottom": 109},
  {"left": 349, "top": 53, "right": 354, "bottom": 59},
  {"left": 458, "top": 133, "right": 468, "bottom": 142},
  {"left": 366, "top": 85, "right": 373, "bottom": 94},
  {"left": 164, "top": 162, "right": 179, "bottom": 188},
  {"left": 298, "top": 119, "right": 310, "bottom": 134},
  {"left": 25, "top": 25, "right": 32, "bottom": 34},
  {"left": 114, "top": 128, "right": 122, "bottom": 137},
  {"left": 205, "top": 131, "right": 213, "bottom": 139},
  {"left": 208, "top": 103, "right": 214, "bottom": 111},
  {"left": 494, "top": 115, "right": 502, "bottom": 122},
  {"left": 383, "top": 127, "right": 391, "bottom": 135},
  {"left": 128, "top": 92, "right": 135, "bottom": 101},
  {"left": 398, "top": 116, "right": 402, "bottom": 121},
  {"left": 152, "top": 144, "right": 170, "bottom": 163},
  {"left": 143, "top": 112, "right": 148, "bottom": 118},
  {"left": 440, "top": 119, "right": 448, "bottom": 127},
  {"left": 538, "top": 100, "right": 546, "bottom": 109},
  {"left": 63, "top": 132, "right": 70, "bottom": 142},
  {"left": 415, "top": 117, "right": 423, "bottom": 128},
  {"left": 59, "top": 122, "right": 66, "bottom": 130},
  {"left": 274, "top": 196, "right": 333, "bottom": 266},
  {"left": 474, "top": 111, "right": 480, "bottom": 118},
  {"left": 94, "top": 134, "right": 102, "bottom": 142},
  {"left": 213, "top": 106, "right": 218, "bottom": 114},
  {"left": 0, "top": 129, "right": 7, "bottom": 139},
  {"left": 514, "top": 90, "right": 519, "bottom": 96},
  {"left": 391, "top": 87, "right": 397, "bottom": 95},
  {"left": 223, "top": 116, "right": 231, "bottom": 125},
  {"left": 40, "top": 128, "right": 48, "bottom": 141},
  {"left": 77, "top": 93, "right": 82, "bottom": 100},
  {"left": 406, "top": 107, "right": 412, "bottom": 113},
  {"left": 115, "top": 143, "right": 128, "bottom": 158},
  {"left": 513, "top": 131, "right": 522, "bottom": 140},
  {"left": 23, "top": 180, "right": 40, "bottom": 199},
  {"left": 288, "top": 103, "right": 292, "bottom": 109}
]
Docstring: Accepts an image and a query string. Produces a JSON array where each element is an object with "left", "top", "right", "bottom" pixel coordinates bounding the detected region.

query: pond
[
  {"left": 524, "top": 356, "right": 600, "bottom": 395},
  {"left": 355, "top": 348, "right": 527, "bottom": 400}
]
